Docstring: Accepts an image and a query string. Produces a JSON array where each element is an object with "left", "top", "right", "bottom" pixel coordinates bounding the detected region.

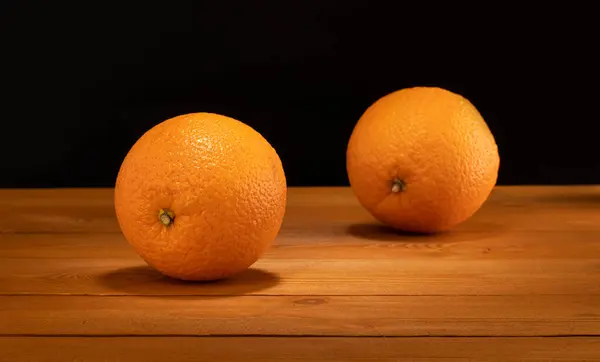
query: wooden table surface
[{"left": 1, "top": 186, "right": 600, "bottom": 361}]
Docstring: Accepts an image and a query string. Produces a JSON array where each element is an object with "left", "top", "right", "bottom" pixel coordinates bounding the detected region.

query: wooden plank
[
  {"left": 3, "top": 186, "right": 600, "bottom": 234},
  {"left": 2, "top": 228, "right": 600, "bottom": 296},
  {"left": 0, "top": 188, "right": 118, "bottom": 234},
  {"left": 2, "top": 337, "right": 600, "bottom": 361},
  {"left": 1, "top": 256, "right": 599, "bottom": 296},
  {"left": 1, "top": 257, "right": 599, "bottom": 296},
  {"left": 2, "top": 295, "right": 599, "bottom": 336},
  {"left": 3, "top": 229, "right": 600, "bottom": 260}
]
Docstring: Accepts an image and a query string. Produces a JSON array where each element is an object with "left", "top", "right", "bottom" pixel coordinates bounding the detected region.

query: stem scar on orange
[
  {"left": 114, "top": 112, "right": 287, "bottom": 281},
  {"left": 346, "top": 87, "right": 500, "bottom": 233}
]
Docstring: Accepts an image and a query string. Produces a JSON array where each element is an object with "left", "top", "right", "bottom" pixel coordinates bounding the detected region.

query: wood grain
[
  {"left": 3, "top": 227, "right": 600, "bottom": 260},
  {"left": 1, "top": 257, "right": 599, "bottom": 296},
  {"left": 0, "top": 188, "right": 117, "bottom": 234},
  {"left": 2, "top": 295, "right": 600, "bottom": 336},
  {"left": 2, "top": 186, "right": 600, "bottom": 234},
  {"left": 2, "top": 337, "right": 600, "bottom": 361},
  {"left": 1, "top": 186, "right": 600, "bottom": 361}
]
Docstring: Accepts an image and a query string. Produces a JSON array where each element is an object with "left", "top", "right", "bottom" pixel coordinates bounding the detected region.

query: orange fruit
[
  {"left": 346, "top": 87, "right": 499, "bottom": 233},
  {"left": 114, "top": 112, "right": 287, "bottom": 281}
]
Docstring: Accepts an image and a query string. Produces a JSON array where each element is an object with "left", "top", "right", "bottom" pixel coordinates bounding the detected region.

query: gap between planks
[{"left": 3, "top": 334, "right": 600, "bottom": 338}]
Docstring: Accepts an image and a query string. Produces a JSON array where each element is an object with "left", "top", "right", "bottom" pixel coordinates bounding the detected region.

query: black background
[{"left": 1, "top": 2, "right": 597, "bottom": 188}]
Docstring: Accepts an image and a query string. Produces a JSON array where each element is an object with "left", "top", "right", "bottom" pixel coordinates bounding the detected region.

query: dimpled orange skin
[
  {"left": 346, "top": 87, "right": 500, "bottom": 233},
  {"left": 114, "top": 113, "right": 287, "bottom": 281}
]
